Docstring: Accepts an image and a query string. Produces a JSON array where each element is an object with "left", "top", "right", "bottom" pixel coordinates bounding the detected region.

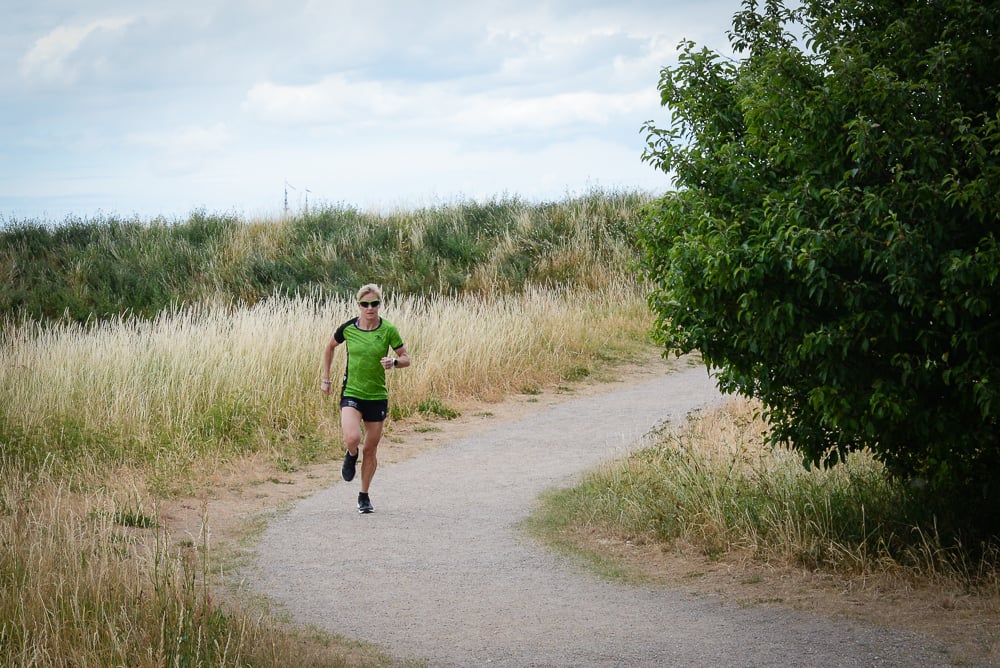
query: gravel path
[{"left": 250, "top": 366, "right": 952, "bottom": 667}]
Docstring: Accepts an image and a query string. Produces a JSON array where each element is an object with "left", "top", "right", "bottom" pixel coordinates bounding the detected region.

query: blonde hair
[{"left": 355, "top": 283, "right": 383, "bottom": 302}]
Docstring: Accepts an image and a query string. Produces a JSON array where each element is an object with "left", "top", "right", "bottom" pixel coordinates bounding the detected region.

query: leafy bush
[{"left": 639, "top": 0, "right": 1000, "bottom": 540}]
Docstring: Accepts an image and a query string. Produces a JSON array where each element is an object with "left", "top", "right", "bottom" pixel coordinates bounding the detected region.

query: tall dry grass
[
  {"left": 0, "top": 460, "right": 396, "bottom": 667},
  {"left": 0, "top": 282, "right": 652, "bottom": 666},
  {"left": 1, "top": 280, "right": 651, "bottom": 482},
  {"left": 388, "top": 282, "right": 648, "bottom": 404}
]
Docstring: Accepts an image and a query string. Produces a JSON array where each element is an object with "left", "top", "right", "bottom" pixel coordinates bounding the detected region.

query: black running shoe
[
  {"left": 342, "top": 450, "right": 358, "bottom": 482},
  {"left": 358, "top": 493, "right": 374, "bottom": 514}
]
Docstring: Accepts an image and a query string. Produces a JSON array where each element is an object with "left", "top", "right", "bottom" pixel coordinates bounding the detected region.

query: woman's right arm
[{"left": 321, "top": 337, "right": 340, "bottom": 395}]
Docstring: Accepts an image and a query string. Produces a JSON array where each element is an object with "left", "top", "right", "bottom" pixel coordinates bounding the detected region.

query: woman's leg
[
  {"left": 340, "top": 406, "right": 363, "bottom": 455},
  {"left": 359, "top": 420, "right": 383, "bottom": 494}
]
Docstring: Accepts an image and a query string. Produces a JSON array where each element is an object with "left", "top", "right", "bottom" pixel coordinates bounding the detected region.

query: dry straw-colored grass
[
  {"left": 389, "top": 282, "right": 647, "bottom": 403},
  {"left": 1, "top": 464, "right": 206, "bottom": 666},
  {"left": 1, "top": 280, "right": 650, "bottom": 478},
  {"left": 568, "top": 397, "right": 1000, "bottom": 586},
  {"left": 0, "top": 282, "right": 650, "bottom": 666},
  {"left": 0, "top": 461, "right": 387, "bottom": 667}
]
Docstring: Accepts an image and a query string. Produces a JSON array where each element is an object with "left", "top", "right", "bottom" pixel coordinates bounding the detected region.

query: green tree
[{"left": 639, "top": 0, "right": 999, "bottom": 538}]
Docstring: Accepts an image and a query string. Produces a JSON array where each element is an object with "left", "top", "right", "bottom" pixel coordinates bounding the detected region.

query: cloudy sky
[{"left": 1, "top": 1, "right": 741, "bottom": 223}]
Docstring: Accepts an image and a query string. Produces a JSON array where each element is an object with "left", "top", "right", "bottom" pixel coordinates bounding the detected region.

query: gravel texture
[{"left": 250, "top": 365, "right": 952, "bottom": 667}]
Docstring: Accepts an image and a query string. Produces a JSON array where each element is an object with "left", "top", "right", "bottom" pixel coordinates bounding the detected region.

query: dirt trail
[{"left": 248, "top": 365, "right": 952, "bottom": 667}]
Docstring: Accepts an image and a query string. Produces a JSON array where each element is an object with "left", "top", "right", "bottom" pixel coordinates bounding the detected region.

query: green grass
[
  {"left": 1, "top": 190, "right": 651, "bottom": 323},
  {"left": 417, "top": 398, "right": 461, "bottom": 420}
]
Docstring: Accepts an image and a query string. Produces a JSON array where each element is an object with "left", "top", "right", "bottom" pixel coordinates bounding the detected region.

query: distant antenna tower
[{"left": 284, "top": 180, "right": 296, "bottom": 217}]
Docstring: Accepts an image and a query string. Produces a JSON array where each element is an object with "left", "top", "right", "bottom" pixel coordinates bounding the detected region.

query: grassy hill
[{"left": 1, "top": 191, "right": 650, "bottom": 323}]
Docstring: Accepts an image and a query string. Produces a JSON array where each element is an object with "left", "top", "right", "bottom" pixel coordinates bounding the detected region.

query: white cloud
[
  {"left": 128, "top": 123, "right": 231, "bottom": 177},
  {"left": 129, "top": 123, "right": 231, "bottom": 152},
  {"left": 243, "top": 76, "right": 410, "bottom": 125},
  {"left": 18, "top": 17, "right": 135, "bottom": 85},
  {"left": 2, "top": 0, "right": 742, "bottom": 221},
  {"left": 451, "top": 89, "right": 656, "bottom": 133},
  {"left": 180, "top": 137, "right": 657, "bottom": 221},
  {"left": 244, "top": 75, "right": 657, "bottom": 135},
  {"left": 613, "top": 34, "right": 683, "bottom": 80}
]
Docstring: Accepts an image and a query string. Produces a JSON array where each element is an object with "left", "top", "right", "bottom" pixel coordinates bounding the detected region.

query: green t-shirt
[{"left": 333, "top": 318, "right": 404, "bottom": 400}]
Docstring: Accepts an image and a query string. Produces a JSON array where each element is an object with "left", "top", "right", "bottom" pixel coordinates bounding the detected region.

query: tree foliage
[{"left": 639, "top": 0, "right": 999, "bottom": 536}]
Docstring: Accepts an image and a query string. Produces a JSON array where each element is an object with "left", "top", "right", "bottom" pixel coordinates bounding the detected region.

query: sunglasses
[{"left": 358, "top": 300, "right": 381, "bottom": 308}]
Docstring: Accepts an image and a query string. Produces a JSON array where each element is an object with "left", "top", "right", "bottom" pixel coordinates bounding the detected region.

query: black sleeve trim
[{"left": 333, "top": 318, "right": 356, "bottom": 344}]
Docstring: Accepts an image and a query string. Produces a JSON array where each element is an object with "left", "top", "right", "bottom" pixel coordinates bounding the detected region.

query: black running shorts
[{"left": 340, "top": 396, "right": 389, "bottom": 423}]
